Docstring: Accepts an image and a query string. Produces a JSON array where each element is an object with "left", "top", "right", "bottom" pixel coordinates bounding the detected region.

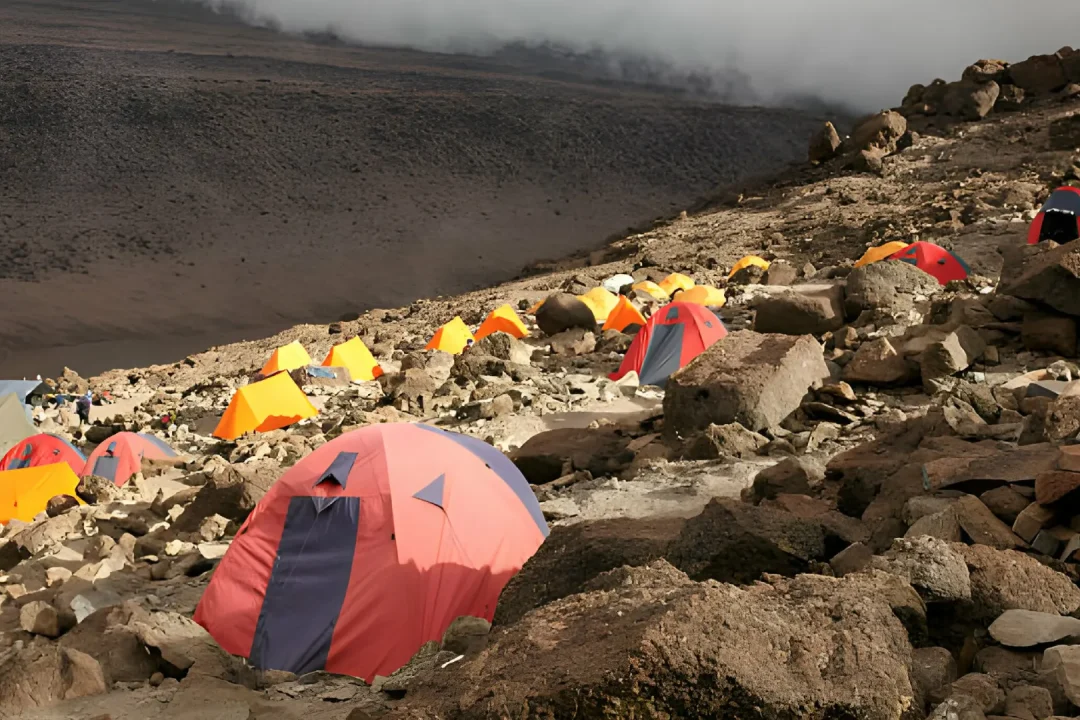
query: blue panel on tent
[
  {"left": 136, "top": 433, "right": 178, "bottom": 457},
  {"left": 249, "top": 495, "right": 360, "bottom": 674},
  {"left": 89, "top": 456, "right": 120, "bottom": 482},
  {"left": 316, "top": 451, "right": 358, "bottom": 489},
  {"left": 638, "top": 322, "right": 686, "bottom": 388},
  {"left": 413, "top": 474, "right": 446, "bottom": 509},
  {"left": 415, "top": 424, "right": 549, "bottom": 537}
]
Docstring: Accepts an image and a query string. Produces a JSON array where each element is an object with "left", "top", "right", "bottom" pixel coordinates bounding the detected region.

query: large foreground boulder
[
  {"left": 663, "top": 330, "right": 830, "bottom": 436},
  {"left": 389, "top": 562, "right": 917, "bottom": 720},
  {"left": 493, "top": 516, "right": 684, "bottom": 626},
  {"left": 0, "top": 645, "right": 107, "bottom": 714}
]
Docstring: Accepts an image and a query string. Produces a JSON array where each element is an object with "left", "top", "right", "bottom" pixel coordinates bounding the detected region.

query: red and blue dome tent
[
  {"left": 1028, "top": 186, "right": 1080, "bottom": 245},
  {"left": 0, "top": 434, "right": 86, "bottom": 474},
  {"left": 194, "top": 423, "right": 548, "bottom": 682},
  {"left": 609, "top": 302, "right": 728, "bottom": 388},
  {"left": 83, "top": 432, "right": 178, "bottom": 486},
  {"left": 887, "top": 241, "right": 970, "bottom": 285}
]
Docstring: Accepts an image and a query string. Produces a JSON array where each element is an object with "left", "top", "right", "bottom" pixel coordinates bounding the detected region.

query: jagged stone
[
  {"left": 957, "top": 544, "right": 1080, "bottom": 619},
  {"left": 873, "top": 536, "right": 970, "bottom": 603},
  {"left": 663, "top": 330, "right": 829, "bottom": 435}
]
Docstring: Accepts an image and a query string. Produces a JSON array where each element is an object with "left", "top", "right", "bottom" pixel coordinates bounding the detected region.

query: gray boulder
[{"left": 535, "top": 293, "right": 596, "bottom": 336}]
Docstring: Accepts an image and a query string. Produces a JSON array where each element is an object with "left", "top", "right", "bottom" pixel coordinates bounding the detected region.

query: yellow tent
[
  {"left": 631, "top": 281, "right": 669, "bottom": 301},
  {"left": 728, "top": 255, "right": 770, "bottom": 278},
  {"left": 658, "top": 273, "right": 695, "bottom": 296},
  {"left": 576, "top": 287, "right": 620, "bottom": 323},
  {"left": 425, "top": 317, "right": 475, "bottom": 355},
  {"left": 213, "top": 372, "right": 318, "bottom": 441},
  {"left": 602, "top": 296, "right": 647, "bottom": 332},
  {"left": 854, "top": 241, "right": 909, "bottom": 268},
  {"left": 322, "top": 337, "right": 383, "bottom": 382},
  {"left": 260, "top": 341, "right": 312, "bottom": 376},
  {"left": 678, "top": 285, "right": 727, "bottom": 308},
  {"left": 474, "top": 304, "right": 529, "bottom": 341},
  {"left": 0, "top": 464, "right": 83, "bottom": 523}
]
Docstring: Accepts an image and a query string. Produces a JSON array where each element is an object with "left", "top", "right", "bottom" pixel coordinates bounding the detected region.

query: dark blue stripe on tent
[
  {"left": 249, "top": 495, "right": 360, "bottom": 674},
  {"left": 316, "top": 451, "right": 358, "bottom": 489},
  {"left": 415, "top": 424, "right": 549, "bottom": 537},
  {"left": 638, "top": 322, "right": 685, "bottom": 388},
  {"left": 90, "top": 456, "right": 120, "bottom": 482}
]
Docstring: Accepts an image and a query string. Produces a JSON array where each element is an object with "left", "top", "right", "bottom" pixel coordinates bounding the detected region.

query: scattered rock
[
  {"left": 1022, "top": 313, "right": 1077, "bottom": 357},
  {"left": 942, "top": 80, "right": 1000, "bottom": 120},
  {"left": 509, "top": 426, "right": 634, "bottom": 484},
  {"left": 845, "top": 260, "right": 941, "bottom": 317},
  {"left": 988, "top": 610, "right": 1080, "bottom": 648},
  {"left": 913, "top": 647, "right": 958, "bottom": 713},
  {"left": 1004, "top": 684, "right": 1054, "bottom": 720},
  {"left": 919, "top": 326, "right": 986, "bottom": 383},
  {"left": 873, "top": 536, "right": 971, "bottom": 603},
  {"left": 20, "top": 600, "right": 63, "bottom": 638},
  {"left": 939, "top": 673, "right": 1004, "bottom": 715},
  {"left": 46, "top": 494, "right": 80, "bottom": 518},
  {"left": 808, "top": 121, "right": 842, "bottom": 164},
  {"left": 953, "top": 495, "right": 1024, "bottom": 550},
  {"left": 440, "top": 616, "right": 490, "bottom": 656},
  {"left": 853, "top": 110, "right": 908, "bottom": 153},
  {"left": 1009, "top": 53, "right": 1068, "bottom": 95},
  {"left": 535, "top": 293, "right": 596, "bottom": 336},
  {"left": 752, "top": 284, "right": 845, "bottom": 335},
  {"left": 548, "top": 328, "right": 596, "bottom": 356},
  {"left": 749, "top": 456, "right": 824, "bottom": 501},
  {"left": 958, "top": 544, "right": 1080, "bottom": 619},
  {"left": 843, "top": 338, "right": 916, "bottom": 385},
  {"left": 682, "top": 422, "right": 767, "bottom": 459},
  {"left": 1042, "top": 644, "right": 1080, "bottom": 707},
  {"left": 663, "top": 330, "right": 830, "bottom": 435}
]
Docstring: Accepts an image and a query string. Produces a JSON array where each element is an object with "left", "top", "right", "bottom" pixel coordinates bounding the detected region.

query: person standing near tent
[{"left": 76, "top": 391, "right": 92, "bottom": 426}]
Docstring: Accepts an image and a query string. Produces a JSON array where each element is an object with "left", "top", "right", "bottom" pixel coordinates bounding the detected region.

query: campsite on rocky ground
[{"left": 6, "top": 2, "right": 1080, "bottom": 719}]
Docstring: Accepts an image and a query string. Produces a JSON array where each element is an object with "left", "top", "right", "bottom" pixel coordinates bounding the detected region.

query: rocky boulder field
[{"left": 4, "top": 48, "right": 1080, "bottom": 720}]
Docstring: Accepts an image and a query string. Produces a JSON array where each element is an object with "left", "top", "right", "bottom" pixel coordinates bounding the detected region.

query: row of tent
[{"left": 0, "top": 432, "right": 179, "bottom": 522}]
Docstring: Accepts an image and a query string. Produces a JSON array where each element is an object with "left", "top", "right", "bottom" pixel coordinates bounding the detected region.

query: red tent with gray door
[
  {"left": 82, "top": 432, "right": 178, "bottom": 486},
  {"left": 1028, "top": 186, "right": 1080, "bottom": 245},
  {"left": 887, "top": 241, "right": 970, "bottom": 285},
  {"left": 609, "top": 302, "right": 727, "bottom": 387},
  {"left": 194, "top": 423, "right": 548, "bottom": 682},
  {"left": 0, "top": 434, "right": 86, "bottom": 474}
]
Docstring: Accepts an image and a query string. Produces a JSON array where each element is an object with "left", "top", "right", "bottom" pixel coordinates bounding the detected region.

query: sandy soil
[{"left": 0, "top": 0, "right": 823, "bottom": 378}]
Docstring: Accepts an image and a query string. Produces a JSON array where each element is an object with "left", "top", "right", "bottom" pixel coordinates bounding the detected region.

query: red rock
[{"left": 1035, "top": 470, "right": 1080, "bottom": 505}]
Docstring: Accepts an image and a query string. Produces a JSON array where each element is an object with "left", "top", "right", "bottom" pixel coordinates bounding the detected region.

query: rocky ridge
[{"left": 3, "top": 48, "right": 1080, "bottom": 719}]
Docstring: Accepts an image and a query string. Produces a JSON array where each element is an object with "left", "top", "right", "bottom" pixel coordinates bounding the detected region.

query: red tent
[
  {"left": 888, "top": 241, "right": 970, "bottom": 285},
  {"left": 1028, "top": 186, "right": 1080, "bottom": 245},
  {"left": 609, "top": 302, "right": 727, "bottom": 387},
  {"left": 82, "top": 432, "right": 177, "bottom": 486},
  {"left": 0, "top": 434, "right": 86, "bottom": 474},
  {"left": 194, "top": 423, "right": 548, "bottom": 682}
]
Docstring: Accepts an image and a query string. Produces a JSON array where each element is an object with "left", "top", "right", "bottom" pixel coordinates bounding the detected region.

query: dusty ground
[{"left": 0, "top": 0, "right": 824, "bottom": 378}]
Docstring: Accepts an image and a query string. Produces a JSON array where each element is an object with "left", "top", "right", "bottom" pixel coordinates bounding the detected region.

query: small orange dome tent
[
  {"left": 323, "top": 337, "right": 382, "bottom": 382},
  {"left": 678, "top": 285, "right": 726, "bottom": 308},
  {"left": 0, "top": 464, "right": 83, "bottom": 523},
  {"left": 577, "top": 287, "right": 620, "bottom": 323},
  {"left": 658, "top": 273, "right": 694, "bottom": 296},
  {"left": 854, "top": 241, "right": 909, "bottom": 268},
  {"left": 213, "top": 372, "right": 318, "bottom": 441},
  {"left": 602, "top": 296, "right": 647, "bottom": 332},
  {"left": 425, "top": 317, "right": 474, "bottom": 355},
  {"left": 474, "top": 304, "right": 529, "bottom": 341},
  {"left": 261, "top": 341, "right": 312, "bottom": 376},
  {"left": 729, "top": 255, "right": 770, "bottom": 278},
  {"left": 631, "top": 281, "right": 669, "bottom": 301}
]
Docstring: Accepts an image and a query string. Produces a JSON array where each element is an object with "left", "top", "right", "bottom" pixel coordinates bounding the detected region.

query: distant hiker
[{"left": 76, "top": 391, "right": 92, "bottom": 425}]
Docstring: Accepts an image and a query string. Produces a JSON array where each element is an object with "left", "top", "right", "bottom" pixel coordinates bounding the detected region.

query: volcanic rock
[
  {"left": 957, "top": 544, "right": 1080, "bottom": 619},
  {"left": 535, "top": 294, "right": 596, "bottom": 336},
  {"left": 1009, "top": 54, "right": 1068, "bottom": 95},
  {"left": 750, "top": 456, "right": 825, "bottom": 501},
  {"left": 873, "top": 536, "right": 971, "bottom": 603},
  {"left": 808, "top": 121, "right": 841, "bottom": 164},
  {"left": 1022, "top": 313, "right": 1078, "bottom": 357},
  {"left": 390, "top": 563, "right": 918, "bottom": 720},
  {"left": 942, "top": 80, "right": 1000, "bottom": 121},
  {"left": 853, "top": 110, "right": 908, "bottom": 153},
  {"left": 844, "top": 338, "right": 917, "bottom": 385},
  {"left": 681, "top": 422, "right": 768, "bottom": 460},
  {"left": 509, "top": 426, "right": 634, "bottom": 484},
  {"left": 663, "top": 330, "right": 829, "bottom": 435},
  {"left": 845, "top": 260, "right": 941, "bottom": 317},
  {"left": 988, "top": 610, "right": 1080, "bottom": 648},
  {"left": 953, "top": 495, "right": 1024, "bottom": 550},
  {"left": 20, "top": 600, "right": 64, "bottom": 638},
  {"left": 752, "top": 284, "right": 845, "bottom": 335},
  {"left": 493, "top": 517, "right": 683, "bottom": 626},
  {"left": 549, "top": 328, "right": 596, "bottom": 356}
]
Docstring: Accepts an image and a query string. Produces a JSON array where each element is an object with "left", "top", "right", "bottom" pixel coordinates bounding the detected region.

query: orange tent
[
  {"left": 631, "top": 281, "right": 669, "bottom": 301},
  {"left": 0, "top": 464, "right": 83, "bottom": 523},
  {"left": 854, "top": 241, "right": 909, "bottom": 268},
  {"left": 658, "top": 273, "right": 694, "bottom": 296},
  {"left": 474, "top": 304, "right": 529, "bottom": 341},
  {"left": 728, "top": 255, "right": 770, "bottom": 278},
  {"left": 577, "top": 287, "right": 620, "bottom": 323},
  {"left": 261, "top": 341, "right": 312, "bottom": 376},
  {"left": 678, "top": 285, "right": 726, "bottom": 308},
  {"left": 213, "top": 372, "right": 318, "bottom": 441},
  {"left": 425, "top": 317, "right": 474, "bottom": 355},
  {"left": 323, "top": 337, "right": 383, "bottom": 382},
  {"left": 602, "top": 296, "right": 647, "bottom": 332}
]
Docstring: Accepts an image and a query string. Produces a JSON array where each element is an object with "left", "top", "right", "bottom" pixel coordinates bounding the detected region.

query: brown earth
[{"left": 0, "top": 0, "right": 824, "bottom": 378}]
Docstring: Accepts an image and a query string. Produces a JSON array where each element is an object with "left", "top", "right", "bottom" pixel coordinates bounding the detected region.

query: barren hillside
[{"left": 0, "top": 0, "right": 824, "bottom": 377}]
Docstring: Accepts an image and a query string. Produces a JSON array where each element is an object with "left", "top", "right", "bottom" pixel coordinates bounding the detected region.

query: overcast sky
[{"left": 197, "top": 0, "right": 1080, "bottom": 110}]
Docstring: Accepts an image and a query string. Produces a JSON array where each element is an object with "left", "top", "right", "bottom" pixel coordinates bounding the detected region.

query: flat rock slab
[
  {"left": 664, "top": 330, "right": 829, "bottom": 435},
  {"left": 989, "top": 609, "right": 1080, "bottom": 648},
  {"left": 954, "top": 495, "right": 1025, "bottom": 550}
]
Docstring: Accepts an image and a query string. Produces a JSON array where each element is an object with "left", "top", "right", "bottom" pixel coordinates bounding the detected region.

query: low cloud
[{"left": 196, "top": 0, "right": 1080, "bottom": 110}]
